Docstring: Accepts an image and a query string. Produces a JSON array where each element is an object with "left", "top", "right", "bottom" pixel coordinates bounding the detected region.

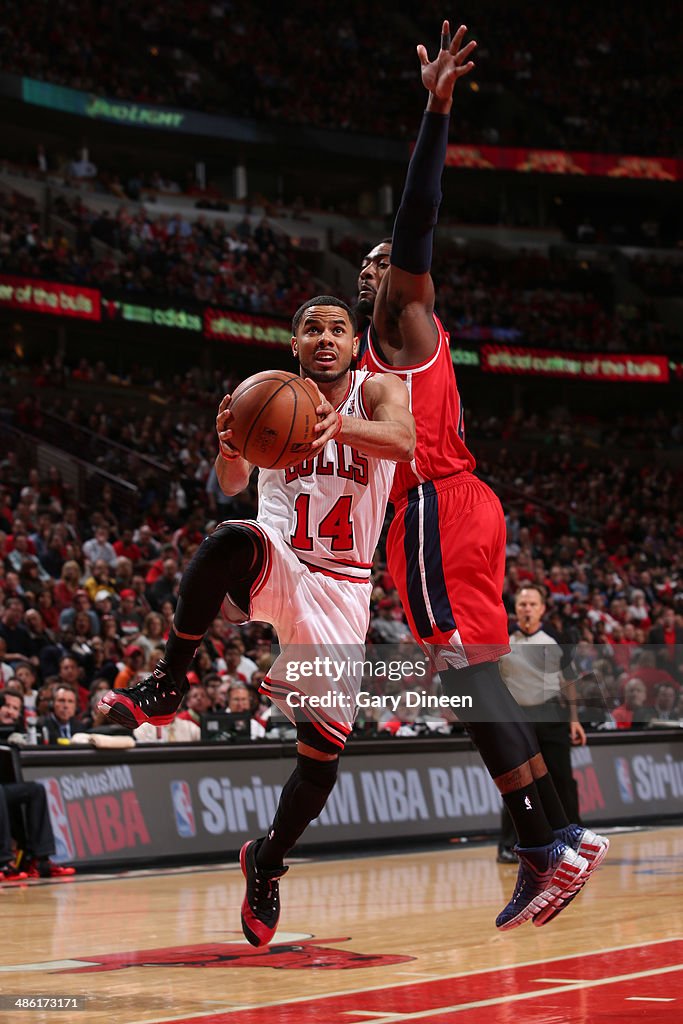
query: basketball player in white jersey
[{"left": 99, "top": 295, "right": 415, "bottom": 947}]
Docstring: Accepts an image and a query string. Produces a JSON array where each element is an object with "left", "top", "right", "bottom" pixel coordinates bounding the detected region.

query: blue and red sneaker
[
  {"left": 496, "top": 839, "right": 590, "bottom": 930},
  {"left": 533, "top": 825, "right": 609, "bottom": 927}
]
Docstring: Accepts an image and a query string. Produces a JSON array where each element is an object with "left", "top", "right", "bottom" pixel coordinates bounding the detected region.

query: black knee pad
[
  {"left": 296, "top": 752, "right": 339, "bottom": 793},
  {"left": 176, "top": 522, "right": 265, "bottom": 627},
  {"left": 199, "top": 522, "right": 264, "bottom": 581},
  {"left": 297, "top": 720, "right": 343, "bottom": 757}
]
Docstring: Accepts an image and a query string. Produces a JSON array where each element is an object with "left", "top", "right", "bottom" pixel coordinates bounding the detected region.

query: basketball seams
[
  {"left": 242, "top": 379, "right": 294, "bottom": 464},
  {"left": 231, "top": 370, "right": 296, "bottom": 403},
  {"left": 231, "top": 373, "right": 320, "bottom": 470},
  {"left": 280, "top": 380, "right": 320, "bottom": 467},
  {"left": 269, "top": 380, "right": 299, "bottom": 469}
]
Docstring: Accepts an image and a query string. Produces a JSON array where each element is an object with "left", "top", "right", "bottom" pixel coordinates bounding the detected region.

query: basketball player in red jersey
[
  {"left": 357, "top": 20, "right": 608, "bottom": 929},
  {"left": 100, "top": 295, "right": 415, "bottom": 946}
]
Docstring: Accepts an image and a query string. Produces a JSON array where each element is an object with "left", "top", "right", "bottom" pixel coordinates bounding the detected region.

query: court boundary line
[
  {"left": 326, "top": 962, "right": 683, "bottom": 1024},
  {"left": 125, "top": 936, "right": 683, "bottom": 1024}
]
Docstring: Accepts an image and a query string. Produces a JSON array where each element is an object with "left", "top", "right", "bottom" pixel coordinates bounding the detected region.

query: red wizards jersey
[{"left": 359, "top": 314, "right": 475, "bottom": 502}]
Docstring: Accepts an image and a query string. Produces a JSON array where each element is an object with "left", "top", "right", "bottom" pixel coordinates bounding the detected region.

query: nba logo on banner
[
  {"left": 37, "top": 777, "right": 75, "bottom": 860},
  {"left": 171, "top": 780, "right": 196, "bottom": 837},
  {"left": 615, "top": 757, "right": 634, "bottom": 804}
]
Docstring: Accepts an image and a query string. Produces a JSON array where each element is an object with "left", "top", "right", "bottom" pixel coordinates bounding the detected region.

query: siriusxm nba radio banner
[{"left": 20, "top": 737, "right": 683, "bottom": 866}]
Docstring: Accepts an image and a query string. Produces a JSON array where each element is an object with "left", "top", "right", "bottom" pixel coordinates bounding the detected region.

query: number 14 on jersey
[{"left": 291, "top": 494, "right": 354, "bottom": 552}]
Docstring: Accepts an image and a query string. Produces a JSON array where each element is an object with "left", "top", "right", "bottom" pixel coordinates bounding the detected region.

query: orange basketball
[{"left": 228, "top": 371, "right": 321, "bottom": 470}]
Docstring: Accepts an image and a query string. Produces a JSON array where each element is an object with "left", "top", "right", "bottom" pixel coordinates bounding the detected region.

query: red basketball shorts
[{"left": 387, "top": 472, "right": 510, "bottom": 667}]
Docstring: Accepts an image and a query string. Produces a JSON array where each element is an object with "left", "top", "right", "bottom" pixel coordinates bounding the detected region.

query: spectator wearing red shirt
[
  {"left": 607, "top": 623, "right": 639, "bottom": 673},
  {"left": 545, "top": 564, "right": 573, "bottom": 605},
  {"left": 113, "top": 528, "right": 142, "bottom": 564},
  {"left": 612, "top": 677, "right": 654, "bottom": 729},
  {"left": 36, "top": 590, "right": 59, "bottom": 632},
  {"left": 625, "top": 649, "right": 680, "bottom": 703},
  {"left": 177, "top": 684, "right": 212, "bottom": 726},
  {"left": 648, "top": 608, "right": 683, "bottom": 679},
  {"left": 115, "top": 590, "right": 144, "bottom": 640},
  {"left": 53, "top": 560, "right": 83, "bottom": 611}
]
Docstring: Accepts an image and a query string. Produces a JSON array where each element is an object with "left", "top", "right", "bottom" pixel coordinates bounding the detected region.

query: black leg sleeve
[
  {"left": 174, "top": 523, "right": 265, "bottom": 635},
  {"left": 256, "top": 754, "right": 339, "bottom": 869},
  {"left": 440, "top": 661, "right": 541, "bottom": 776},
  {"left": 162, "top": 523, "right": 265, "bottom": 681}
]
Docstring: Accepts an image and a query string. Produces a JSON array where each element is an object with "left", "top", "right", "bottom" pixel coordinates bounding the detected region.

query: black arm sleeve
[{"left": 391, "top": 111, "right": 450, "bottom": 276}]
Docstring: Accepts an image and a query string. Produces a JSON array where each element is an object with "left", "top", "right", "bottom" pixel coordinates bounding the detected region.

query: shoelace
[
  {"left": 133, "top": 677, "right": 175, "bottom": 706},
  {"left": 253, "top": 877, "right": 277, "bottom": 909}
]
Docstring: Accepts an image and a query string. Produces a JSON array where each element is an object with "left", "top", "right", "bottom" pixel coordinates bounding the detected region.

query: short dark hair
[
  {"left": 0, "top": 691, "right": 22, "bottom": 708},
  {"left": 292, "top": 295, "right": 356, "bottom": 334},
  {"left": 55, "top": 684, "right": 78, "bottom": 697},
  {"left": 517, "top": 583, "right": 547, "bottom": 603}
]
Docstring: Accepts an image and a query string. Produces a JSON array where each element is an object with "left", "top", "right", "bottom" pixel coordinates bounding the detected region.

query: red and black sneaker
[
  {"left": 25, "top": 859, "right": 76, "bottom": 879},
  {"left": 240, "top": 838, "right": 289, "bottom": 947},
  {"left": 0, "top": 864, "right": 29, "bottom": 882},
  {"left": 98, "top": 664, "right": 187, "bottom": 728}
]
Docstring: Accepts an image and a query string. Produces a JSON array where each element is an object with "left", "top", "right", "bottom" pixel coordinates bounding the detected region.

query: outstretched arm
[{"left": 374, "top": 20, "right": 476, "bottom": 358}]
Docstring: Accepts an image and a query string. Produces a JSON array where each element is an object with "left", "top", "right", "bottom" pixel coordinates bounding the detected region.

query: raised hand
[
  {"left": 216, "top": 393, "right": 240, "bottom": 460},
  {"left": 417, "top": 20, "right": 476, "bottom": 101}
]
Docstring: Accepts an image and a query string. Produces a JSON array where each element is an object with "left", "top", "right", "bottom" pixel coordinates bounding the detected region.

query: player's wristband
[{"left": 218, "top": 441, "right": 241, "bottom": 462}]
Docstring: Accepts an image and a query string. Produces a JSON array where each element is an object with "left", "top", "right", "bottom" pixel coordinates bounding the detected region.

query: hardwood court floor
[{"left": 1, "top": 826, "right": 681, "bottom": 1024}]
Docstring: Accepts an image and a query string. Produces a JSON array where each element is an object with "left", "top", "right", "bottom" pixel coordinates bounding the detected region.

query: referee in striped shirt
[{"left": 497, "top": 583, "right": 586, "bottom": 863}]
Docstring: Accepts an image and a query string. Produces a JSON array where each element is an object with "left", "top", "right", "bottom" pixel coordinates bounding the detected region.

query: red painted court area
[{"left": 165, "top": 938, "right": 682, "bottom": 1024}]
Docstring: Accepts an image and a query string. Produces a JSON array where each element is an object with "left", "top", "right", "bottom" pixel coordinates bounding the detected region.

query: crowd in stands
[
  {"left": 471, "top": 406, "right": 683, "bottom": 455},
  {"left": 435, "top": 248, "right": 678, "bottom": 355},
  {"left": 1, "top": 352, "right": 682, "bottom": 744},
  {"left": 340, "top": 239, "right": 683, "bottom": 354},
  {"left": 0, "top": 1, "right": 679, "bottom": 155},
  {"left": 628, "top": 256, "right": 683, "bottom": 298},
  {"left": 3, "top": 180, "right": 681, "bottom": 354},
  {"left": 0, "top": 187, "right": 316, "bottom": 316}
]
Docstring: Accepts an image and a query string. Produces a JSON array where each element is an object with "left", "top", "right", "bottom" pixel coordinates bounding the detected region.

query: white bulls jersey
[{"left": 257, "top": 370, "right": 395, "bottom": 581}]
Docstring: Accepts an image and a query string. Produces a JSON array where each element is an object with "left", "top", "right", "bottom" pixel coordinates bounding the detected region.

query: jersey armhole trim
[
  {"left": 358, "top": 372, "right": 374, "bottom": 420},
  {"left": 367, "top": 316, "right": 444, "bottom": 373}
]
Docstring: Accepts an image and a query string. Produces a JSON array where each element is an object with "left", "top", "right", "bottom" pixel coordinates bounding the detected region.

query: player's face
[
  {"left": 515, "top": 590, "right": 545, "bottom": 634},
  {"left": 292, "top": 306, "right": 358, "bottom": 384},
  {"left": 357, "top": 242, "right": 392, "bottom": 315}
]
